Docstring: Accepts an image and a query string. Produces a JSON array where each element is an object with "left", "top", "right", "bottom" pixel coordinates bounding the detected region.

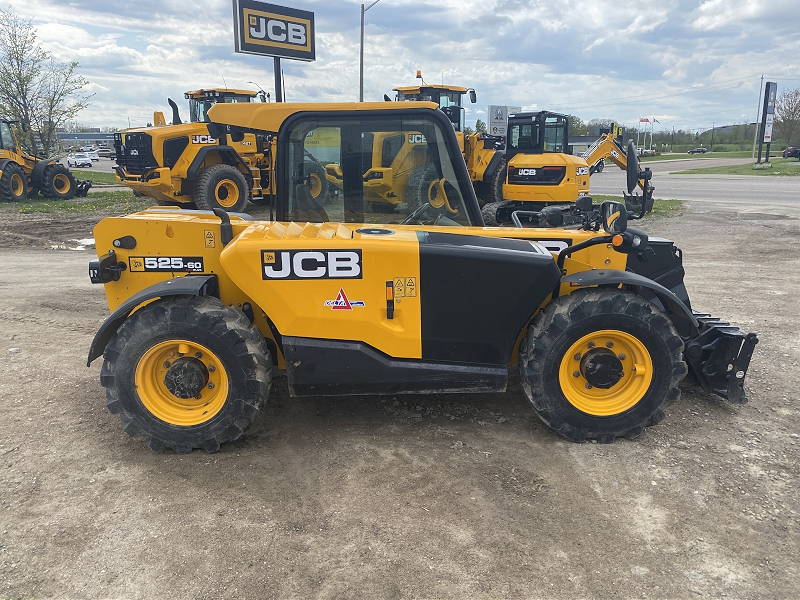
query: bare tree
[
  {"left": 775, "top": 88, "right": 800, "bottom": 148},
  {"left": 0, "top": 8, "right": 92, "bottom": 155}
]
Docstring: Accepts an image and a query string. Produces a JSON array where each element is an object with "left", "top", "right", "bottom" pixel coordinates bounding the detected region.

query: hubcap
[
  {"left": 559, "top": 329, "right": 653, "bottom": 416},
  {"left": 214, "top": 179, "right": 239, "bottom": 208},
  {"left": 53, "top": 173, "right": 70, "bottom": 192},
  {"left": 135, "top": 340, "right": 229, "bottom": 426}
]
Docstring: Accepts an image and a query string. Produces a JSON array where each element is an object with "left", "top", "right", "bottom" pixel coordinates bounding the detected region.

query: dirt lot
[{"left": 0, "top": 200, "right": 798, "bottom": 599}]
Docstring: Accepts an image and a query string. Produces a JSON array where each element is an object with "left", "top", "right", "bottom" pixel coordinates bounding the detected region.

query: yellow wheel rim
[
  {"left": 559, "top": 329, "right": 653, "bottom": 416},
  {"left": 53, "top": 173, "right": 71, "bottom": 193},
  {"left": 427, "top": 179, "right": 445, "bottom": 208},
  {"left": 214, "top": 179, "right": 240, "bottom": 208},
  {"left": 10, "top": 173, "right": 24, "bottom": 197},
  {"left": 135, "top": 339, "right": 229, "bottom": 426},
  {"left": 308, "top": 172, "right": 322, "bottom": 198}
]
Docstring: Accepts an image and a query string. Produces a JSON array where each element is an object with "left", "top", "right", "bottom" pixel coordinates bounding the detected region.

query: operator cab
[
  {"left": 0, "top": 120, "right": 16, "bottom": 150},
  {"left": 506, "top": 111, "right": 570, "bottom": 162},
  {"left": 393, "top": 84, "right": 476, "bottom": 133},
  {"left": 184, "top": 89, "right": 261, "bottom": 124}
]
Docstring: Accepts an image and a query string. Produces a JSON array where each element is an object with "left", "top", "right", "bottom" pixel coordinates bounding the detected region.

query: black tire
[
  {"left": 41, "top": 163, "right": 76, "bottom": 200},
  {"left": 194, "top": 164, "right": 249, "bottom": 212},
  {"left": 519, "top": 289, "right": 687, "bottom": 443},
  {"left": 481, "top": 201, "right": 509, "bottom": 226},
  {"left": 488, "top": 157, "right": 506, "bottom": 204},
  {"left": 100, "top": 296, "right": 272, "bottom": 454},
  {"left": 303, "top": 161, "right": 329, "bottom": 202},
  {"left": 405, "top": 163, "right": 438, "bottom": 210},
  {"left": 0, "top": 161, "right": 28, "bottom": 202},
  {"left": 595, "top": 160, "right": 604, "bottom": 173}
]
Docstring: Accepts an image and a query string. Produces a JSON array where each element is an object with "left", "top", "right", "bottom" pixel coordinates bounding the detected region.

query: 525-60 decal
[{"left": 129, "top": 256, "right": 205, "bottom": 272}]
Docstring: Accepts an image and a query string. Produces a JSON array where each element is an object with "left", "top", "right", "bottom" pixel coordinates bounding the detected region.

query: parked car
[
  {"left": 97, "top": 148, "right": 113, "bottom": 158},
  {"left": 782, "top": 146, "right": 800, "bottom": 159},
  {"left": 67, "top": 153, "right": 93, "bottom": 168},
  {"left": 688, "top": 147, "right": 708, "bottom": 154},
  {"left": 86, "top": 151, "right": 100, "bottom": 162}
]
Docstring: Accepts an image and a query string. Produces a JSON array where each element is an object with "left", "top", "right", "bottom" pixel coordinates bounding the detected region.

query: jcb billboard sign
[{"left": 233, "top": 0, "right": 315, "bottom": 62}]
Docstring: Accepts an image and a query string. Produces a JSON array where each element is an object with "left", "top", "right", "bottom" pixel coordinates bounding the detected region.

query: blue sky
[{"left": 17, "top": 0, "right": 800, "bottom": 131}]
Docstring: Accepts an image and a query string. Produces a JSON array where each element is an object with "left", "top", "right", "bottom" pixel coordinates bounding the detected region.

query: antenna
[{"left": 222, "top": 75, "right": 228, "bottom": 90}]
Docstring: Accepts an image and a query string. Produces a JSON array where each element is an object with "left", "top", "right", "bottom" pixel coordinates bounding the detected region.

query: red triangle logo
[{"left": 331, "top": 288, "right": 352, "bottom": 310}]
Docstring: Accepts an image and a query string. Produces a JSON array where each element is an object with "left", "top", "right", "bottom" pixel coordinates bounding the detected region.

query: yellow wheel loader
[
  {"left": 0, "top": 119, "right": 91, "bottom": 202},
  {"left": 87, "top": 100, "right": 757, "bottom": 454},
  {"left": 113, "top": 88, "right": 330, "bottom": 214}
]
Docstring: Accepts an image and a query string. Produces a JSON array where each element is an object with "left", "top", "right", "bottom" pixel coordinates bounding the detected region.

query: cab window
[
  {"left": 281, "top": 113, "right": 476, "bottom": 226},
  {"left": 0, "top": 122, "right": 14, "bottom": 150}
]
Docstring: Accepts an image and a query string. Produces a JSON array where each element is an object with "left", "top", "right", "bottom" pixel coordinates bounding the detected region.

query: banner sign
[
  {"left": 233, "top": 0, "right": 315, "bottom": 62},
  {"left": 763, "top": 81, "right": 777, "bottom": 143}
]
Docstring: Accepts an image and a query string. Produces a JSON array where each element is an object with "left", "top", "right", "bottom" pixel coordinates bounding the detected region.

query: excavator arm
[{"left": 583, "top": 134, "right": 652, "bottom": 194}]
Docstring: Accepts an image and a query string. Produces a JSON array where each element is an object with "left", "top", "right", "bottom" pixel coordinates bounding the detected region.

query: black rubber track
[
  {"left": 194, "top": 164, "right": 249, "bottom": 213},
  {"left": 0, "top": 161, "right": 27, "bottom": 202},
  {"left": 41, "top": 164, "right": 76, "bottom": 200},
  {"left": 100, "top": 296, "right": 272, "bottom": 454},
  {"left": 519, "top": 288, "right": 687, "bottom": 443}
]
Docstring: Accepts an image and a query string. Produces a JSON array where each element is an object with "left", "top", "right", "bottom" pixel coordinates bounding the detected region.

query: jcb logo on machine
[
  {"left": 517, "top": 168, "right": 537, "bottom": 176},
  {"left": 262, "top": 249, "right": 362, "bottom": 280},
  {"left": 611, "top": 149, "right": 620, "bottom": 158},
  {"left": 408, "top": 134, "right": 426, "bottom": 144},
  {"left": 129, "top": 149, "right": 139, "bottom": 156},
  {"left": 576, "top": 166, "right": 589, "bottom": 176},
  {"left": 129, "top": 256, "right": 204, "bottom": 272},
  {"left": 191, "top": 135, "right": 217, "bottom": 144}
]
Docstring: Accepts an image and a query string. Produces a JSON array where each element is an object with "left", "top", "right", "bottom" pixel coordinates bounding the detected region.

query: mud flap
[
  {"left": 75, "top": 180, "right": 92, "bottom": 197},
  {"left": 684, "top": 311, "right": 758, "bottom": 403}
]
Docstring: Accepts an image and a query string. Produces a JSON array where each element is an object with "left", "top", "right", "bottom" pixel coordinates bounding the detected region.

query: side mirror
[
  {"left": 468, "top": 89, "right": 477, "bottom": 104},
  {"left": 601, "top": 201, "right": 628, "bottom": 234}
]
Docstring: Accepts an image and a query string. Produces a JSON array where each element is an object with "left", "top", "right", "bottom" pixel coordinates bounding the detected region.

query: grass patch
[
  {"left": 69, "top": 169, "right": 120, "bottom": 185},
  {"left": 0, "top": 190, "right": 151, "bottom": 214},
  {"left": 591, "top": 195, "right": 684, "bottom": 218},
  {"left": 670, "top": 157, "right": 800, "bottom": 176}
]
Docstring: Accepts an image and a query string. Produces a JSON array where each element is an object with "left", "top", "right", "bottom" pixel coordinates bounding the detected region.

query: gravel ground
[{"left": 0, "top": 199, "right": 797, "bottom": 599}]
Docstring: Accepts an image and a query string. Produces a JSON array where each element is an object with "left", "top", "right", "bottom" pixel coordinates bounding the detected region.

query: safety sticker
[
  {"left": 204, "top": 230, "right": 216, "bottom": 248},
  {"left": 324, "top": 288, "right": 365, "bottom": 310},
  {"left": 393, "top": 277, "right": 417, "bottom": 298},
  {"left": 129, "top": 256, "right": 204, "bottom": 272}
]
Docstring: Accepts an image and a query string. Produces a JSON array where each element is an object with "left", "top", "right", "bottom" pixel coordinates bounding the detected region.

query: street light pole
[{"left": 359, "top": 0, "right": 383, "bottom": 102}]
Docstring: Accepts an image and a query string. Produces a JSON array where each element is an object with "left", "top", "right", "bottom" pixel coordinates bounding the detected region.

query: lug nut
[
  {"left": 208, "top": 365, "right": 216, "bottom": 372},
  {"left": 195, "top": 394, "right": 202, "bottom": 399},
  {"left": 606, "top": 341, "right": 614, "bottom": 348},
  {"left": 195, "top": 352, "right": 203, "bottom": 359},
  {"left": 618, "top": 353, "right": 627, "bottom": 360},
  {"left": 573, "top": 371, "right": 580, "bottom": 377},
  {"left": 574, "top": 353, "right": 582, "bottom": 360},
  {"left": 208, "top": 382, "right": 215, "bottom": 389},
  {"left": 163, "top": 361, "right": 170, "bottom": 368},
  {"left": 585, "top": 383, "right": 592, "bottom": 389},
  {"left": 587, "top": 342, "right": 595, "bottom": 349}
]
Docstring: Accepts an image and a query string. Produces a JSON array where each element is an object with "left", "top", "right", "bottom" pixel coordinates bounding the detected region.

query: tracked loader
[
  {"left": 87, "top": 100, "right": 757, "bottom": 454},
  {"left": 0, "top": 119, "right": 91, "bottom": 202}
]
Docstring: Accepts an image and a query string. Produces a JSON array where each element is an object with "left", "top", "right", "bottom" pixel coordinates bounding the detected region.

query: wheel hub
[
  {"left": 580, "top": 348, "right": 624, "bottom": 389},
  {"left": 163, "top": 357, "right": 209, "bottom": 399}
]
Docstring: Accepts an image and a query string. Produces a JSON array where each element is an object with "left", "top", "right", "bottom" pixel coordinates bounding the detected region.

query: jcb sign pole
[{"left": 233, "top": 0, "right": 315, "bottom": 102}]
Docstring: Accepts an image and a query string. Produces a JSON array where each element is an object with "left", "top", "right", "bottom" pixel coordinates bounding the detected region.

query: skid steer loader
[
  {"left": 0, "top": 119, "right": 91, "bottom": 202},
  {"left": 87, "top": 100, "right": 757, "bottom": 454}
]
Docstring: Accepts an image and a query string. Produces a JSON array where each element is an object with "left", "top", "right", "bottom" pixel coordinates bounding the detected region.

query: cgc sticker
[
  {"left": 262, "top": 249, "right": 362, "bottom": 280},
  {"left": 129, "top": 256, "right": 204, "bottom": 272},
  {"left": 324, "top": 288, "right": 365, "bottom": 310}
]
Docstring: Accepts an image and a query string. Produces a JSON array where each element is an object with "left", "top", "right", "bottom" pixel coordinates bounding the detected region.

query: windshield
[
  {"left": 189, "top": 94, "right": 254, "bottom": 123},
  {"left": 281, "top": 112, "right": 476, "bottom": 226},
  {"left": 0, "top": 122, "right": 15, "bottom": 150}
]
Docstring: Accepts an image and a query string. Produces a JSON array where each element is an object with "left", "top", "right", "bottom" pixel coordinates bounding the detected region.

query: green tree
[
  {"left": 775, "top": 88, "right": 800, "bottom": 147},
  {"left": 463, "top": 125, "right": 474, "bottom": 135},
  {"left": 475, "top": 119, "right": 487, "bottom": 133},
  {"left": 0, "top": 7, "right": 92, "bottom": 154}
]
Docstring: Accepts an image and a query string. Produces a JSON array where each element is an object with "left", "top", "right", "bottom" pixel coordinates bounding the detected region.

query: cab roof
[
  {"left": 393, "top": 84, "right": 469, "bottom": 94},
  {"left": 184, "top": 89, "right": 258, "bottom": 99}
]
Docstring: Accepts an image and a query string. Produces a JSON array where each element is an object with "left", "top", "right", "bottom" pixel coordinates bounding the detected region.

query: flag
[
  {"left": 639, "top": 118, "right": 650, "bottom": 123},
  {"left": 653, "top": 118, "right": 660, "bottom": 124}
]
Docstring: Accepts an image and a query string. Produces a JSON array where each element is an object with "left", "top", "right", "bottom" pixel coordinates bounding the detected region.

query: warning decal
[{"left": 393, "top": 277, "right": 417, "bottom": 298}]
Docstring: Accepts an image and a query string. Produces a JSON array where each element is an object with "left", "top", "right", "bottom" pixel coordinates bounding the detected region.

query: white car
[
  {"left": 67, "top": 153, "right": 93, "bottom": 168},
  {"left": 86, "top": 151, "right": 100, "bottom": 162}
]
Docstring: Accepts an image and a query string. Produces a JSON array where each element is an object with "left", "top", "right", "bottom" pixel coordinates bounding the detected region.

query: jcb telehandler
[
  {"left": 0, "top": 119, "right": 91, "bottom": 202},
  {"left": 87, "top": 100, "right": 757, "bottom": 454},
  {"left": 113, "top": 88, "right": 330, "bottom": 213}
]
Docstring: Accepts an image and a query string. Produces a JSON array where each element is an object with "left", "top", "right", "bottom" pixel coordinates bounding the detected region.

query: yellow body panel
[{"left": 503, "top": 152, "right": 590, "bottom": 203}]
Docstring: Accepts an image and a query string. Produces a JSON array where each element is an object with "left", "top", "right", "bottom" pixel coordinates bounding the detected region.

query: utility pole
[
  {"left": 671, "top": 126, "right": 674, "bottom": 152},
  {"left": 711, "top": 122, "right": 714, "bottom": 153},
  {"left": 752, "top": 74, "right": 763, "bottom": 158},
  {"left": 359, "top": 0, "right": 383, "bottom": 102}
]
